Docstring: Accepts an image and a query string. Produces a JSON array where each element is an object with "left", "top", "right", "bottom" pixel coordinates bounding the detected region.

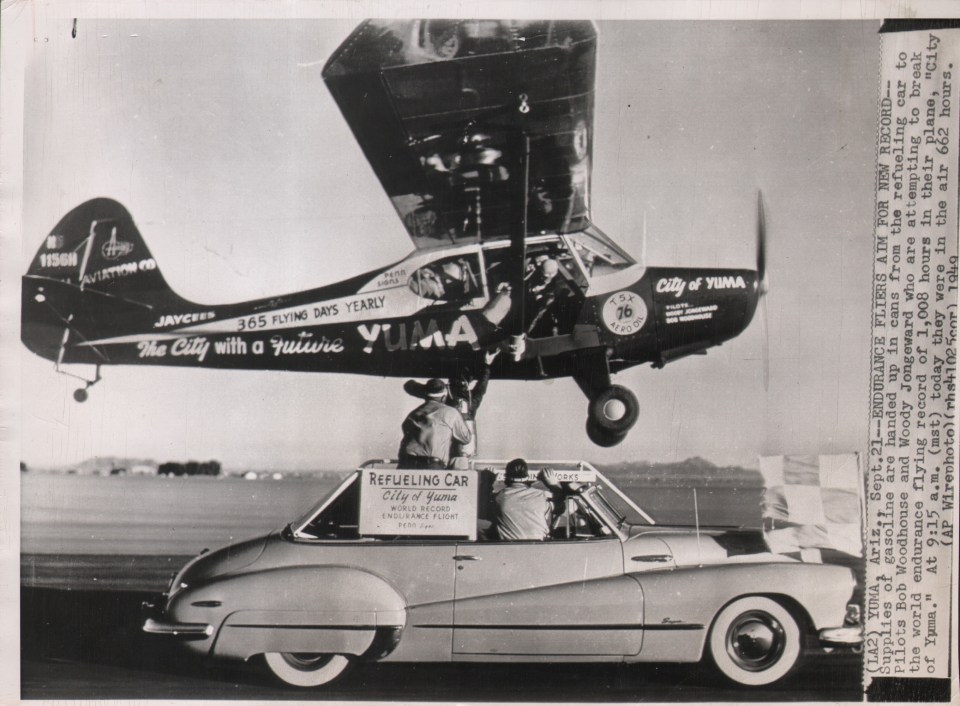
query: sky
[{"left": 18, "top": 19, "right": 880, "bottom": 471}]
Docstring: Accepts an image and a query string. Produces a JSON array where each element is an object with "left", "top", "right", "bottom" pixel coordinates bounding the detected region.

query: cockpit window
[
  {"left": 409, "top": 254, "right": 482, "bottom": 302},
  {"left": 567, "top": 227, "right": 635, "bottom": 278}
]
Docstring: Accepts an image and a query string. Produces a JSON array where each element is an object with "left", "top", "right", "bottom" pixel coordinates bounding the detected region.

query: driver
[{"left": 494, "top": 458, "right": 566, "bottom": 541}]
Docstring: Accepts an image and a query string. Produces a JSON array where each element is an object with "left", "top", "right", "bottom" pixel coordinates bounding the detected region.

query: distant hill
[
  {"left": 596, "top": 457, "right": 762, "bottom": 486},
  {"left": 41, "top": 456, "right": 761, "bottom": 485}
]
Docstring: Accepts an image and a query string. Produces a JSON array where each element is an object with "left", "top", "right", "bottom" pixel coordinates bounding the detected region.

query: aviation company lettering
[
  {"left": 357, "top": 315, "right": 479, "bottom": 354},
  {"left": 82, "top": 258, "right": 156, "bottom": 285},
  {"left": 269, "top": 331, "right": 344, "bottom": 356},
  {"left": 137, "top": 336, "right": 210, "bottom": 362},
  {"left": 154, "top": 311, "right": 216, "bottom": 329}
]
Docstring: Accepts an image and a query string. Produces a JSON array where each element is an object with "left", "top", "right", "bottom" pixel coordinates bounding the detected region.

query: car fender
[
  {"left": 170, "top": 565, "right": 406, "bottom": 661},
  {"left": 627, "top": 562, "right": 856, "bottom": 663}
]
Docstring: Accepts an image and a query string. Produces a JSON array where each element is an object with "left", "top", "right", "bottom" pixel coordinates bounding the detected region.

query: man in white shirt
[{"left": 495, "top": 458, "right": 565, "bottom": 541}]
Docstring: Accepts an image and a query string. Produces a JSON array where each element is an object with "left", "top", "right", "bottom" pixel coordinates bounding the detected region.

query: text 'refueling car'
[{"left": 142, "top": 460, "right": 863, "bottom": 688}]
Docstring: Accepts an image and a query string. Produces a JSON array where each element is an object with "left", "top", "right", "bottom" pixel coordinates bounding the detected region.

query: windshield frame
[
  {"left": 288, "top": 471, "right": 358, "bottom": 539},
  {"left": 564, "top": 225, "right": 636, "bottom": 280}
]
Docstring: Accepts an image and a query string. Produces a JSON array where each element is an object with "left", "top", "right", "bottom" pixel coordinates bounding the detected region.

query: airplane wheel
[
  {"left": 586, "top": 419, "right": 627, "bottom": 447},
  {"left": 73, "top": 388, "right": 88, "bottom": 403},
  {"left": 587, "top": 385, "right": 639, "bottom": 435},
  {"left": 263, "top": 652, "right": 350, "bottom": 688}
]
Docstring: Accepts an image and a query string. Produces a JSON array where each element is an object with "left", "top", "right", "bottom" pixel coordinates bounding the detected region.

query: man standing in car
[
  {"left": 398, "top": 378, "right": 472, "bottom": 469},
  {"left": 495, "top": 458, "right": 566, "bottom": 540}
]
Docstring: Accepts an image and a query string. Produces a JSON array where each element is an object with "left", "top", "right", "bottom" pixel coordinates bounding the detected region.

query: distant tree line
[{"left": 158, "top": 460, "right": 221, "bottom": 477}]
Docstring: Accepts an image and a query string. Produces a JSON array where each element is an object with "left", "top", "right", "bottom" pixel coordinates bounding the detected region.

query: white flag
[{"left": 759, "top": 454, "right": 863, "bottom": 560}]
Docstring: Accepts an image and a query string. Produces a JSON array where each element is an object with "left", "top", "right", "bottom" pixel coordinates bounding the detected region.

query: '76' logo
[{"left": 601, "top": 291, "right": 647, "bottom": 336}]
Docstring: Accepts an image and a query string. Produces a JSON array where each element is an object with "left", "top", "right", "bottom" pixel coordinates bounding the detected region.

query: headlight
[{"left": 844, "top": 602, "right": 861, "bottom": 626}]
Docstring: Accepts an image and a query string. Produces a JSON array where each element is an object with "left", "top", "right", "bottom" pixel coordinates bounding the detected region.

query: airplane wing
[{"left": 323, "top": 20, "right": 597, "bottom": 249}]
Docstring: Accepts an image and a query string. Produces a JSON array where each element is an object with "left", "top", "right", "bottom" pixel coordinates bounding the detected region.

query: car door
[
  {"left": 287, "top": 473, "right": 462, "bottom": 662},
  {"left": 451, "top": 535, "right": 643, "bottom": 657}
]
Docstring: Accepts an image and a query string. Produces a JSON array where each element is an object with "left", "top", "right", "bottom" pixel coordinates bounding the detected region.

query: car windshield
[
  {"left": 288, "top": 471, "right": 355, "bottom": 536},
  {"left": 593, "top": 476, "right": 655, "bottom": 526}
]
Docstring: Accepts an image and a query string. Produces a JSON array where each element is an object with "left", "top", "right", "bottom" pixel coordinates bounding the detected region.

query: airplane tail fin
[
  {"left": 25, "top": 198, "right": 179, "bottom": 300},
  {"left": 22, "top": 198, "right": 191, "bottom": 363}
]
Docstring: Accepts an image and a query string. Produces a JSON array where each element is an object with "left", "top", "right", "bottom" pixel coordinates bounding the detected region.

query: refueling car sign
[{"left": 359, "top": 469, "right": 478, "bottom": 539}]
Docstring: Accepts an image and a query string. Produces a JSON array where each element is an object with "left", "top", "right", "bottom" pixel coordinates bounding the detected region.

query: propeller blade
[
  {"left": 760, "top": 294, "right": 770, "bottom": 392},
  {"left": 756, "top": 189, "right": 770, "bottom": 390},
  {"left": 756, "top": 190, "right": 768, "bottom": 294},
  {"left": 641, "top": 209, "right": 648, "bottom": 266}
]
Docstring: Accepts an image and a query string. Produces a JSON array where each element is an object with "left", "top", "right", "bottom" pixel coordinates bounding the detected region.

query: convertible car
[{"left": 142, "top": 460, "right": 862, "bottom": 688}]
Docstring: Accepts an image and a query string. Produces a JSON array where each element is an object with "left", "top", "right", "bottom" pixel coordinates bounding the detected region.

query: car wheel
[
  {"left": 587, "top": 385, "right": 639, "bottom": 435},
  {"left": 263, "top": 652, "right": 350, "bottom": 688},
  {"left": 708, "top": 597, "right": 802, "bottom": 686}
]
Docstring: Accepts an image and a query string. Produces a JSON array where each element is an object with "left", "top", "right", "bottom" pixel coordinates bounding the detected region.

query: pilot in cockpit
[
  {"left": 525, "top": 256, "right": 562, "bottom": 336},
  {"left": 410, "top": 259, "right": 475, "bottom": 302}
]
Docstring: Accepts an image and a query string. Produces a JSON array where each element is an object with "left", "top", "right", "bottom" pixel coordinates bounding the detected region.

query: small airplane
[{"left": 21, "top": 20, "right": 767, "bottom": 447}]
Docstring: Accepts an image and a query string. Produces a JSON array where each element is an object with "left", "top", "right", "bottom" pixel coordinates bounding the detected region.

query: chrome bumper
[
  {"left": 819, "top": 625, "right": 863, "bottom": 646},
  {"left": 143, "top": 617, "right": 213, "bottom": 638}
]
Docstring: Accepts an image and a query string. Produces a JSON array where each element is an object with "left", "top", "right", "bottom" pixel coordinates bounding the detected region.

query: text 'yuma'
[
  {"left": 138, "top": 337, "right": 210, "bottom": 362},
  {"left": 357, "top": 315, "right": 479, "bottom": 354}
]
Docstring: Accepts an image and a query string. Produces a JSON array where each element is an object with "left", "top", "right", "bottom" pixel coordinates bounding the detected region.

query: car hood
[
  {"left": 172, "top": 533, "right": 270, "bottom": 591},
  {"left": 624, "top": 525, "right": 797, "bottom": 568}
]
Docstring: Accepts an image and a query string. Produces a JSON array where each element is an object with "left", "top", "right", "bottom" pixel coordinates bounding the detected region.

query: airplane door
[
  {"left": 482, "top": 238, "right": 588, "bottom": 338},
  {"left": 451, "top": 538, "right": 643, "bottom": 656}
]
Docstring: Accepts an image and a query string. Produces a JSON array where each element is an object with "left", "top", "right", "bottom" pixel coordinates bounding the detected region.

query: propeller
[
  {"left": 757, "top": 191, "right": 769, "bottom": 295},
  {"left": 641, "top": 209, "right": 648, "bottom": 266},
  {"left": 756, "top": 190, "right": 770, "bottom": 391}
]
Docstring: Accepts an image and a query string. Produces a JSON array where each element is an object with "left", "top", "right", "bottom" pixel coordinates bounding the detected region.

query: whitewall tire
[
  {"left": 263, "top": 652, "right": 350, "bottom": 688},
  {"left": 707, "top": 597, "right": 803, "bottom": 686}
]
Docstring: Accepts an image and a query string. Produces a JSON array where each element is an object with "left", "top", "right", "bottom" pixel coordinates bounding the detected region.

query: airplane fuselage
[{"left": 23, "top": 231, "right": 759, "bottom": 383}]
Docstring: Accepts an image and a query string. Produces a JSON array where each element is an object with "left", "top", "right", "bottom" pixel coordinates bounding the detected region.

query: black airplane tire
[
  {"left": 263, "top": 652, "right": 350, "bottom": 688},
  {"left": 706, "top": 597, "right": 803, "bottom": 687},
  {"left": 587, "top": 385, "right": 639, "bottom": 435},
  {"left": 586, "top": 419, "right": 627, "bottom": 447}
]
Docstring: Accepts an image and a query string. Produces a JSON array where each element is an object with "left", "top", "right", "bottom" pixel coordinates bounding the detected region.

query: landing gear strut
[
  {"left": 60, "top": 365, "right": 101, "bottom": 403},
  {"left": 575, "top": 354, "right": 639, "bottom": 447}
]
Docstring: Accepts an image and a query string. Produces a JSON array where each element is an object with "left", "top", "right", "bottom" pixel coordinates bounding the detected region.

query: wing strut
[{"left": 507, "top": 132, "right": 531, "bottom": 359}]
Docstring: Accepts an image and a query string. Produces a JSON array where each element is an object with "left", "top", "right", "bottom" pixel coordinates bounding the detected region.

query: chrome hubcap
[
  {"left": 282, "top": 653, "right": 334, "bottom": 671},
  {"left": 725, "top": 611, "right": 786, "bottom": 671},
  {"left": 602, "top": 398, "right": 627, "bottom": 421}
]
